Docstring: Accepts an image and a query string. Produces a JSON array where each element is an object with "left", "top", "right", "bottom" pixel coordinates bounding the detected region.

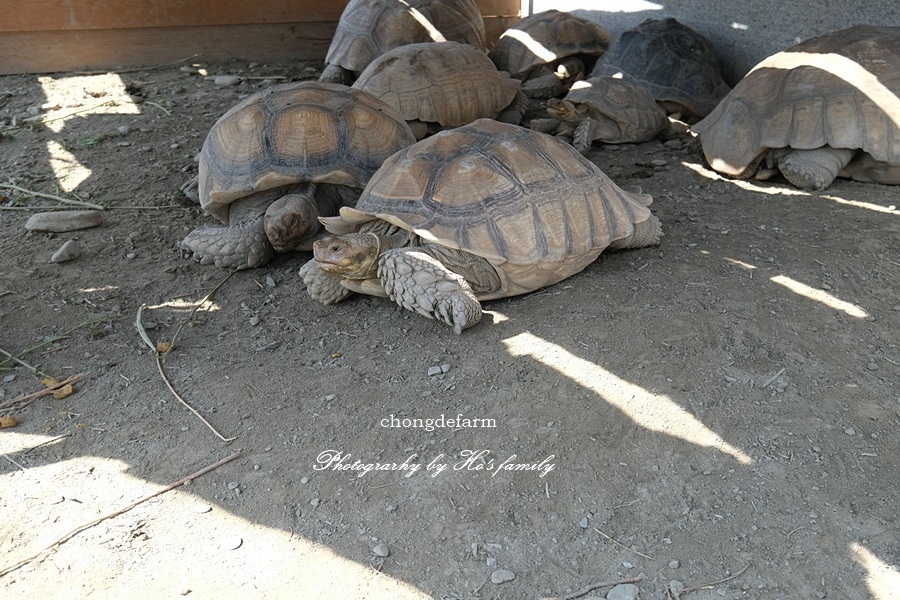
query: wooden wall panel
[{"left": 0, "top": 0, "right": 522, "bottom": 75}]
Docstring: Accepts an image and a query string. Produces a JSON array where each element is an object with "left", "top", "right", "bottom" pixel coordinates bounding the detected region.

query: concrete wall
[{"left": 530, "top": 0, "right": 900, "bottom": 85}]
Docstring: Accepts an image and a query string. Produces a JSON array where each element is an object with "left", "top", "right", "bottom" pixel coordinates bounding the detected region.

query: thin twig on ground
[
  {"left": 0, "top": 373, "right": 86, "bottom": 413},
  {"left": 0, "top": 182, "right": 106, "bottom": 210},
  {"left": 155, "top": 353, "right": 235, "bottom": 443},
  {"left": 667, "top": 562, "right": 752, "bottom": 598},
  {"left": 762, "top": 367, "right": 786, "bottom": 388},
  {"left": 0, "top": 451, "right": 241, "bottom": 578},
  {"left": 539, "top": 573, "right": 644, "bottom": 600},
  {"left": 593, "top": 528, "right": 655, "bottom": 560}
]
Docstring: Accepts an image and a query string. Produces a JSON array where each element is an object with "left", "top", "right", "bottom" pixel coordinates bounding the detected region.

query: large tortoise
[
  {"left": 692, "top": 25, "right": 900, "bottom": 190},
  {"left": 299, "top": 118, "right": 662, "bottom": 333},
  {"left": 489, "top": 10, "right": 611, "bottom": 99},
  {"left": 351, "top": 41, "right": 528, "bottom": 140},
  {"left": 542, "top": 76, "right": 669, "bottom": 151},
  {"left": 181, "top": 81, "right": 416, "bottom": 269},
  {"left": 591, "top": 18, "right": 730, "bottom": 123},
  {"left": 320, "top": 0, "right": 486, "bottom": 85}
]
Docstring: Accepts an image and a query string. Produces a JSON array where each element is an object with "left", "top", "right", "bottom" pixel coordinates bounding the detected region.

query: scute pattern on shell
[
  {"left": 324, "top": 0, "right": 486, "bottom": 75},
  {"left": 337, "top": 119, "right": 656, "bottom": 299},
  {"left": 591, "top": 17, "right": 730, "bottom": 119},
  {"left": 198, "top": 81, "right": 416, "bottom": 222},
  {"left": 489, "top": 9, "right": 610, "bottom": 78},
  {"left": 352, "top": 41, "right": 522, "bottom": 128},
  {"left": 692, "top": 25, "right": 900, "bottom": 177}
]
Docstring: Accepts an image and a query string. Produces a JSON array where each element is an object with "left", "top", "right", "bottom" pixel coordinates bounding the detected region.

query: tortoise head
[
  {"left": 312, "top": 233, "right": 381, "bottom": 279},
  {"left": 264, "top": 191, "right": 321, "bottom": 252}
]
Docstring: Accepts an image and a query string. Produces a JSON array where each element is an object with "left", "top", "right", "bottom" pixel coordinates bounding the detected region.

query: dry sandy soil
[{"left": 1, "top": 59, "right": 898, "bottom": 600}]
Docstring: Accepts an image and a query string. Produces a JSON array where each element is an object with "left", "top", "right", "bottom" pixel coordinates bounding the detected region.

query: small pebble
[
  {"left": 491, "top": 569, "right": 515, "bottom": 584},
  {"left": 440, "top": 363, "right": 451, "bottom": 373},
  {"left": 866, "top": 362, "right": 879, "bottom": 371},
  {"left": 300, "top": 476, "right": 309, "bottom": 484},
  {"left": 126, "top": 252, "right": 137, "bottom": 260},
  {"left": 606, "top": 583, "right": 639, "bottom": 600},
  {"left": 249, "top": 316, "right": 260, "bottom": 326},
  {"left": 194, "top": 504, "right": 212, "bottom": 514},
  {"left": 651, "top": 158, "right": 668, "bottom": 167},
  {"left": 310, "top": 497, "right": 320, "bottom": 507},
  {"left": 51, "top": 240, "right": 81, "bottom": 263},
  {"left": 227, "top": 481, "right": 239, "bottom": 490},
  {"left": 579, "top": 517, "right": 589, "bottom": 528},
  {"left": 622, "top": 561, "right": 634, "bottom": 568},
  {"left": 845, "top": 427, "right": 856, "bottom": 436},
  {"left": 664, "top": 139, "right": 682, "bottom": 148},
  {"left": 373, "top": 543, "right": 390, "bottom": 557},
  {"left": 427, "top": 366, "right": 442, "bottom": 376},
  {"left": 27, "top": 210, "right": 102, "bottom": 232},
  {"left": 117, "top": 125, "right": 130, "bottom": 135},
  {"left": 265, "top": 275, "right": 276, "bottom": 287},
  {"left": 214, "top": 75, "right": 241, "bottom": 86},
  {"left": 668, "top": 560, "right": 680, "bottom": 569},
  {"left": 486, "top": 556, "right": 497, "bottom": 566},
  {"left": 221, "top": 536, "right": 243, "bottom": 550}
]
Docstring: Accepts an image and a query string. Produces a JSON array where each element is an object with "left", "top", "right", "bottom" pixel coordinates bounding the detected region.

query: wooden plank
[
  {"left": 0, "top": 0, "right": 519, "bottom": 33},
  {"left": 0, "top": 0, "right": 346, "bottom": 32},
  {"left": 0, "top": 23, "right": 336, "bottom": 75}
]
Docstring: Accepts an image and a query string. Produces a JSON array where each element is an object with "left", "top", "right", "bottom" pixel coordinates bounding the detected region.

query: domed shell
[
  {"left": 323, "top": 0, "right": 486, "bottom": 77},
  {"left": 591, "top": 17, "right": 730, "bottom": 120},
  {"left": 692, "top": 24, "right": 900, "bottom": 177},
  {"left": 556, "top": 76, "right": 669, "bottom": 143},
  {"left": 198, "top": 81, "right": 416, "bottom": 222},
  {"left": 351, "top": 41, "right": 522, "bottom": 129},
  {"left": 329, "top": 118, "right": 657, "bottom": 299},
  {"left": 489, "top": 9, "right": 610, "bottom": 79}
]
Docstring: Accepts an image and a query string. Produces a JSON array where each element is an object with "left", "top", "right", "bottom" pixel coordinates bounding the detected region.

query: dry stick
[
  {"left": 0, "top": 451, "right": 241, "bottom": 578},
  {"left": 21, "top": 433, "right": 72, "bottom": 454},
  {"left": 0, "top": 373, "right": 86, "bottom": 412},
  {"left": 762, "top": 367, "right": 786, "bottom": 389},
  {"left": 154, "top": 353, "right": 235, "bottom": 443},
  {"left": 539, "top": 573, "right": 644, "bottom": 600},
  {"left": 165, "top": 270, "right": 236, "bottom": 356},
  {"left": 0, "top": 347, "right": 39, "bottom": 373},
  {"left": 0, "top": 182, "right": 106, "bottom": 210},
  {"left": 593, "top": 528, "right": 655, "bottom": 560},
  {"left": 677, "top": 562, "right": 752, "bottom": 596}
]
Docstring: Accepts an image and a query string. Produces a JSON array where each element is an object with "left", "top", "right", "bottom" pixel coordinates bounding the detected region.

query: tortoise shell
[
  {"left": 323, "top": 0, "right": 486, "bottom": 79},
  {"left": 327, "top": 118, "right": 659, "bottom": 300},
  {"left": 551, "top": 76, "right": 669, "bottom": 144},
  {"left": 197, "top": 81, "right": 416, "bottom": 223},
  {"left": 692, "top": 24, "right": 900, "bottom": 178},
  {"left": 489, "top": 9, "right": 610, "bottom": 80},
  {"left": 591, "top": 18, "right": 730, "bottom": 120},
  {"left": 351, "top": 41, "right": 522, "bottom": 130}
]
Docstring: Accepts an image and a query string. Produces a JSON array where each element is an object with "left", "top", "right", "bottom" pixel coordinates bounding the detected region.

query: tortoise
[
  {"left": 180, "top": 81, "right": 416, "bottom": 269},
  {"left": 489, "top": 10, "right": 611, "bottom": 99},
  {"left": 541, "top": 76, "right": 669, "bottom": 151},
  {"left": 692, "top": 25, "right": 900, "bottom": 190},
  {"left": 591, "top": 18, "right": 731, "bottom": 123},
  {"left": 299, "top": 118, "right": 662, "bottom": 333},
  {"left": 319, "top": 0, "right": 486, "bottom": 85},
  {"left": 351, "top": 41, "right": 528, "bottom": 140}
]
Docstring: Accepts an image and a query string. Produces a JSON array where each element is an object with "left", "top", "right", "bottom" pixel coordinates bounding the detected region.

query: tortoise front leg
[
  {"left": 378, "top": 248, "right": 482, "bottom": 334},
  {"left": 299, "top": 259, "right": 355, "bottom": 304}
]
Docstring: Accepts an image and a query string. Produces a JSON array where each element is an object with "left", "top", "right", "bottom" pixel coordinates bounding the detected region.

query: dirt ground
[{"left": 1, "top": 59, "right": 898, "bottom": 600}]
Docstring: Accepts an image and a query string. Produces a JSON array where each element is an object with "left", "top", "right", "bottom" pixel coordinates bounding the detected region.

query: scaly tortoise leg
[{"left": 378, "top": 248, "right": 482, "bottom": 334}]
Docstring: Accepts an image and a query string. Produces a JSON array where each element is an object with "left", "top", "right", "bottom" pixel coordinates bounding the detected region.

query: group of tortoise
[{"left": 180, "top": 1, "right": 900, "bottom": 333}]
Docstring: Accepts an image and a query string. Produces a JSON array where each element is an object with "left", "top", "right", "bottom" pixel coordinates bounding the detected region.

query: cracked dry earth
[{"left": 1, "top": 60, "right": 899, "bottom": 600}]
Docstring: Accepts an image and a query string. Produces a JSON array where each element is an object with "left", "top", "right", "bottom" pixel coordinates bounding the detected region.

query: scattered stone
[
  {"left": 227, "top": 481, "right": 239, "bottom": 490},
  {"left": 214, "top": 75, "right": 241, "bottom": 86},
  {"left": 194, "top": 504, "right": 212, "bottom": 514},
  {"left": 373, "top": 543, "right": 390, "bottom": 557},
  {"left": 51, "top": 240, "right": 81, "bottom": 263},
  {"left": 249, "top": 316, "right": 260, "bottom": 326},
  {"left": 221, "top": 536, "right": 243, "bottom": 550},
  {"left": 427, "top": 366, "right": 442, "bottom": 376},
  {"left": 866, "top": 362, "right": 879, "bottom": 371},
  {"left": 265, "top": 275, "right": 276, "bottom": 287},
  {"left": 606, "top": 583, "right": 639, "bottom": 600},
  {"left": 26, "top": 210, "right": 102, "bottom": 232},
  {"left": 300, "top": 476, "right": 309, "bottom": 484},
  {"left": 440, "top": 363, "right": 451, "bottom": 373},
  {"left": 117, "top": 125, "right": 130, "bottom": 135},
  {"left": 664, "top": 139, "right": 682, "bottom": 148},
  {"left": 668, "top": 559, "right": 680, "bottom": 569},
  {"left": 844, "top": 427, "right": 856, "bottom": 436},
  {"left": 579, "top": 517, "right": 589, "bottom": 528},
  {"left": 651, "top": 158, "right": 668, "bottom": 167},
  {"left": 126, "top": 252, "right": 137, "bottom": 260},
  {"left": 622, "top": 561, "right": 634, "bottom": 568},
  {"left": 486, "top": 556, "right": 496, "bottom": 566},
  {"left": 491, "top": 569, "right": 515, "bottom": 584},
  {"left": 310, "top": 497, "right": 320, "bottom": 507},
  {"left": 667, "top": 581, "right": 686, "bottom": 597}
]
